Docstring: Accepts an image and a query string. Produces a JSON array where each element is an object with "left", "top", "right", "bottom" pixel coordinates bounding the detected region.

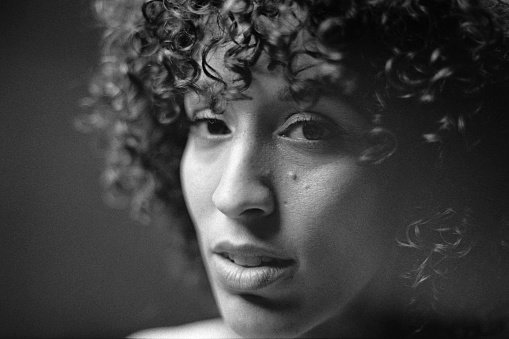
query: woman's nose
[{"left": 212, "top": 140, "right": 275, "bottom": 219}]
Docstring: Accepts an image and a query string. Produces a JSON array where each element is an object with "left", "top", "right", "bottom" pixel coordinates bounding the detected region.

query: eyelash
[
  {"left": 278, "top": 113, "right": 338, "bottom": 142},
  {"left": 189, "top": 109, "right": 231, "bottom": 137},
  {"left": 188, "top": 108, "right": 340, "bottom": 144}
]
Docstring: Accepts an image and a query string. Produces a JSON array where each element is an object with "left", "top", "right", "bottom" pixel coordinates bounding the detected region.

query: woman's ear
[{"left": 359, "top": 127, "right": 398, "bottom": 165}]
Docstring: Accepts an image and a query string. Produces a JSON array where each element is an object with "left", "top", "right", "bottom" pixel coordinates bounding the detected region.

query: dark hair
[{"left": 80, "top": 0, "right": 509, "bottom": 335}]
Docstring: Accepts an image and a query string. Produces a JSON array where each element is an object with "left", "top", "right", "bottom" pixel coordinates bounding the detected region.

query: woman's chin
[
  {"left": 225, "top": 317, "right": 306, "bottom": 339},
  {"left": 217, "top": 294, "right": 345, "bottom": 338},
  {"left": 219, "top": 298, "right": 310, "bottom": 338}
]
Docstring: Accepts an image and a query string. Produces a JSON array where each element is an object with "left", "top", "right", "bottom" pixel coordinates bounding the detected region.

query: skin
[{"left": 180, "top": 51, "right": 400, "bottom": 338}]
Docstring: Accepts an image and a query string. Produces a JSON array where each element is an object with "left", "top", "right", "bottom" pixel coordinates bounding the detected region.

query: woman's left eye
[{"left": 278, "top": 114, "right": 334, "bottom": 141}]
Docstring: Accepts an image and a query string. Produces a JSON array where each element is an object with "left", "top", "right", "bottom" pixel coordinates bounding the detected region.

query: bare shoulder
[{"left": 128, "top": 318, "right": 239, "bottom": 339}]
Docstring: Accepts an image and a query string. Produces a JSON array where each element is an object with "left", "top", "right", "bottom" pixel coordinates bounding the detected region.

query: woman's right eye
[
  {"left": 189, "top": 109, "right": 232, "bottom": 138},
  {"left": 193, "top": 118, "right": 231, "bottom": 135}
]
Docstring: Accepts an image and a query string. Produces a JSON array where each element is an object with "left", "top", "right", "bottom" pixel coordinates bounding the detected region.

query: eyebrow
[
  {"left": 195, "top": 80, "right": 218, "bottom": 95},
  {"left": 193, "top": 78, "right": 323, "bottom": 105}
]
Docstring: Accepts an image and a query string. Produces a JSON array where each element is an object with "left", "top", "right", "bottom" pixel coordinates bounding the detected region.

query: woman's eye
[
  {"left": 194, "top": 118, "right": 231, "bottom": 135},
  {"left": 282, "top": 121, "right": 329, "bottom": 140},
  {"left": 279, "top": 114, "right": 334, "bottom": 141},
  {"left": 189, "top": 107, "right": 231, "bottom": 138}
]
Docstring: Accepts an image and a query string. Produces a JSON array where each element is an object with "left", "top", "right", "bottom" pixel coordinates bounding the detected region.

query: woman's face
[{"left": 180, "top": 54, "right": 398, "bottom": 337}]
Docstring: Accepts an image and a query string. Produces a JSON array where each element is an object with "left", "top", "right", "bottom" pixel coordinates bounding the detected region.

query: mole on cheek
[{"left": 288, "top": 171, "right": 297, "bottom": 181}]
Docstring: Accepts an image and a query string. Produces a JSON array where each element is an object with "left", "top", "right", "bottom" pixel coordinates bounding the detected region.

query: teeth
[
  {"left": 262, "top": 256, "right": 275, "bottom": 263},
  {"left": 233, "top": 255, "right": 247, "bottom": 266},
  {"left": 245, "top": 256, "right": 262, "bottom": 266},
  {"left": 227, "top": 254, "right": 275, "bottom": 267}
]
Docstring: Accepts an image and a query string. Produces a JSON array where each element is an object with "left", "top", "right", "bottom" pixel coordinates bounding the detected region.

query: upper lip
[{"left": 212, "top": 241, "right": 292, "bottom": 261}]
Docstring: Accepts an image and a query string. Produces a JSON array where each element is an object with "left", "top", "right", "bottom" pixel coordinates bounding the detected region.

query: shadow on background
[{"left": 0, "top": 1, "right": 216, "bottom": 337}]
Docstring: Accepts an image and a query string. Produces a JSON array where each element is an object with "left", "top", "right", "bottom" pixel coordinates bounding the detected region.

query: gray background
[{"left": 0, "top": 1, "right": 215, "bottom": 337}]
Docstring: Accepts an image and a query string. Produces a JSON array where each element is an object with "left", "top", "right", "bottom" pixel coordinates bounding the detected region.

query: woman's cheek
[
  {"left": 282, "top": 162, "right": 389, "bottom": 278},
  {"left": 180, "top": 145, "right": 217, "bottom": 225}
]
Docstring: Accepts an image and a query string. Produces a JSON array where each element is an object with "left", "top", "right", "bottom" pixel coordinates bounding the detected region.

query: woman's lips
[
  {"left": 210, "top": 242, "right": 295, "bottom": 292},
  {"left": 224, "top": 252, "right": 278, "bottom": 266},
  {"left": 211, "top": 253, "right": 294, "bottom": 292}
]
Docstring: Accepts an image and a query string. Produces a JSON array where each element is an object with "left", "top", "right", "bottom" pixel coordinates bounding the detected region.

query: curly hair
[{"left": 80, "top": 0, "right": 509, "bottom": 333}]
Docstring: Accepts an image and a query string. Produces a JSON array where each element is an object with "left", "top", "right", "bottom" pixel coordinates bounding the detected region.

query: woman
[{"left": 82, "top": 0, "right": 509, "bottom": 337}]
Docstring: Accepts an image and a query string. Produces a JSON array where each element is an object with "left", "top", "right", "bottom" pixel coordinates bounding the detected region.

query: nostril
[
  {"left": 240, "top": 208, "right": 267, "bottom": 218},
  {"left": 212, "top": 170, "right": 275, "bottom": 218}
]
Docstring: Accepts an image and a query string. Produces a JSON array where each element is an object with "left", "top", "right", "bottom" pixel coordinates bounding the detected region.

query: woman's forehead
[
  {"left": 194, "top": 44, "right": 357, "bottom": 92},
  {"left": 186, "top": 65, "right": 293, "bottom": 109}
]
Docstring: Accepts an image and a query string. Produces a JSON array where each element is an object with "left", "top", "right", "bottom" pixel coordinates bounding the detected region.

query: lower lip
[{"left": 211, "top": 254, "right": 294, "bottom": 292}]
